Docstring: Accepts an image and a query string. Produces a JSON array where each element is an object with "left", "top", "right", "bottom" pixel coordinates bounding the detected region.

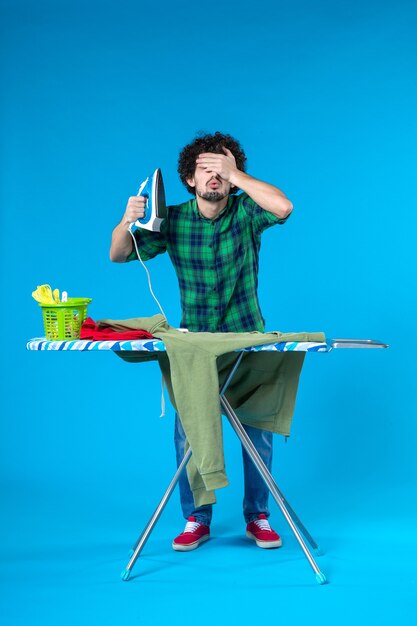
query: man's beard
[{"left": 196, "top": 188, "right": 228, "bottom": 203}]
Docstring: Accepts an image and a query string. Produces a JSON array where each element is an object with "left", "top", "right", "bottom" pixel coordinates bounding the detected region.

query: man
[{"left": 110, "top": 131, "right": 293, "bottom": 552}]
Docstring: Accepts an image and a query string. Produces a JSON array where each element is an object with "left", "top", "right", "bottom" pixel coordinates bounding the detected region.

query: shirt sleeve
[
  {"left": 126, "top": 216, "right": 168, "bottom": 262},
  {"left": 239, "top": 192, "right": 291, "bottom": 235}
]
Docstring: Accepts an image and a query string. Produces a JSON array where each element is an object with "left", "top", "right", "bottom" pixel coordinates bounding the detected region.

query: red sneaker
[
  {"left": 172, "top": 516, "right": 210, "bottom": 552},
  {"left": 246, "top": 514, "right": 282, "bottom": 549}
]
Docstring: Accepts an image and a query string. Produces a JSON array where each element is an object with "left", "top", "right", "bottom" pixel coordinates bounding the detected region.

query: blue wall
[{"left": 1, "top": 1, "right": 416, "bottom": 624}]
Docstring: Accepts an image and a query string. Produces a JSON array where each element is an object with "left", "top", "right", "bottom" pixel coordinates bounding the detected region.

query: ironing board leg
[
  {"left": 234, "top": 413, "right": 322, "bottom": 553},
  {"left": 121, "top": 354, "right": 246, "bottom": 580},
  {"left": 220, "top": 353, "right": 321, "bottom": 553},
  {"left": 221, "top": 396, "right": 327, "bottom": 585},
  {"left": 121, "top": 447, "right": 192, "bottom": 581}
]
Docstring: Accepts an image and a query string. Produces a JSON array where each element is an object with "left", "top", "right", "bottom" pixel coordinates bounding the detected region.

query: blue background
[{"left": 1, "top": 0, "right": 416, "bottom": 623}]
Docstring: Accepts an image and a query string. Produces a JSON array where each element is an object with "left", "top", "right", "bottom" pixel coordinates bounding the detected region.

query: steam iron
[{"left": 133, "top": 168, "right": 167, "bottom": 232}]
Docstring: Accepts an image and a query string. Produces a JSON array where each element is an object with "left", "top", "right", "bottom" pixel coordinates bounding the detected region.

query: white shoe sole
[
  {"left": 246, "top": 531, "right": 283, "bottom": 549},
  {"left": 172, "top": 533, "right": 210, "bottom": 552}
]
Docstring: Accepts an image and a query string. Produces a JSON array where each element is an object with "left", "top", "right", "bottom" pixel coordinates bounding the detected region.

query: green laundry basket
[{"left": 39, "top": 298, "right": 92, "bottom": 340}]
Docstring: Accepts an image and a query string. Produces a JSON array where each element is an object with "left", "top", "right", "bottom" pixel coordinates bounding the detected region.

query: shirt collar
[{"left": 192, "top": 195, "right": 234, "bottom": 222}]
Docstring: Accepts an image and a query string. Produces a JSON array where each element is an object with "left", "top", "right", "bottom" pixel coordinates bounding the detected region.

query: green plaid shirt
[{"left": 127, "top": 192, "right": 290, "bottom": 332}]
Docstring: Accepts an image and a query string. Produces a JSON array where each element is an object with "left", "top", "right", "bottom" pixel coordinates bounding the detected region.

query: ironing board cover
[{"left": 26, "top": 338, "right": 331, "bottom": 352}]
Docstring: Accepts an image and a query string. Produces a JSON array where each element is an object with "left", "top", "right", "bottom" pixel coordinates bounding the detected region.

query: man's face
[{"left": 187, "top": 153, "right": 233, "bottom": 202}]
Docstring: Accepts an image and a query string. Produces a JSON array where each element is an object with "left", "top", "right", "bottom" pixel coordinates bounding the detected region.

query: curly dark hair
[{"left": 178, "top": 131, "right": 247, "bottom": 195}]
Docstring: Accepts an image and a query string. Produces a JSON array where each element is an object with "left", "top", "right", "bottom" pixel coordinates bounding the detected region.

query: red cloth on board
[{"left": 80, "top": 317, "right": 154, "bottom": 341}]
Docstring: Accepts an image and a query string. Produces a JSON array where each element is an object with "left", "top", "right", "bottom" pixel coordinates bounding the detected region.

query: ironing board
[{"left": 27, "top": 336, "right": 388, "bottom": 585}]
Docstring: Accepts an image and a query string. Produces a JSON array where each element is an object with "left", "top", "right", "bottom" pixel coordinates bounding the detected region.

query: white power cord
[
  {"left": 128, "top": 225, "right": 167, "bottom": 320},
  {"left": 128, "top": 224, "right": 168, "bottom": 418}
]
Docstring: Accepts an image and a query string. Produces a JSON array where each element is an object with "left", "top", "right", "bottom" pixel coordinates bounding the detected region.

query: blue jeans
[{"left": 174, "top": 412, "right": 273, "bottom": 526}]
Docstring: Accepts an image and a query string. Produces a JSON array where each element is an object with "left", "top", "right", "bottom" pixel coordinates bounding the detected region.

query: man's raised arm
[{"left": 110, "top": 195, "right": 146, "bottom": 262}]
